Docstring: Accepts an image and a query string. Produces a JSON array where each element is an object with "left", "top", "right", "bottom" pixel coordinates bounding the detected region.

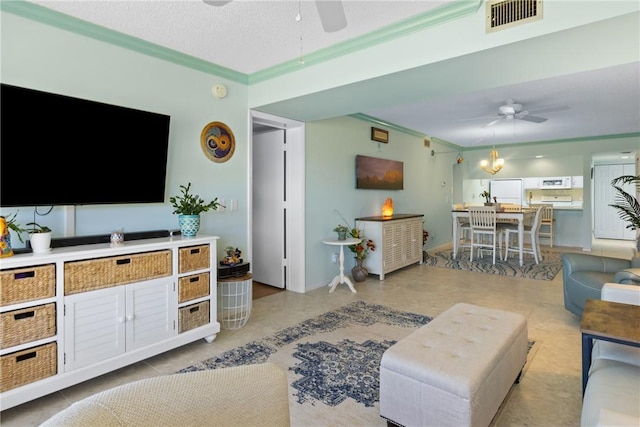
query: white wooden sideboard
[
  {"left": 355, "top": 214, "right": 424, "bottom": 280},
  {"left": 0, "top": 235, "right": 219, "bottom": 410}
]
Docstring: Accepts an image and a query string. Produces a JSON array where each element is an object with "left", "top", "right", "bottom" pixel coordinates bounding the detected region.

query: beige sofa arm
[
  {"left": 40, "top": 363, "right": 291, "bottom": 427},
  {"left": 602, "top": 282, "right": 640, "bottom": 306}
]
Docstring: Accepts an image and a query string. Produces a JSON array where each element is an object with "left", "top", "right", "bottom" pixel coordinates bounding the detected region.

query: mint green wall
[
  {"left": 304, "top": 116, "right": 456, "bottom": 288},
  {"left": 2, "top": 7, "right": 638, "bottom": 290},
  {"left": 0, "top": 12, "right": 249, "bottom": 259}
]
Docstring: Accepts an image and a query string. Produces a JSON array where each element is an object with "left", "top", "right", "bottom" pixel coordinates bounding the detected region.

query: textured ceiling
[{"left": 27, "top": 1, "right": 640, "bottom": 158}]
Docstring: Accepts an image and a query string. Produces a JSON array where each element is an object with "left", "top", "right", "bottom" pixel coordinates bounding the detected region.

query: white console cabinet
[
  {"left": 356, "top": 214, "right": 424, "bottom": 280},
  {"left": 0, "top": 235, "right": 219, "bottom": 410}
]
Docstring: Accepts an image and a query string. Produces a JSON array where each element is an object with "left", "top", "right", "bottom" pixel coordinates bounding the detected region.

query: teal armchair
[{"left": 561, "top": 252, "right": 640, "bottom": 317}]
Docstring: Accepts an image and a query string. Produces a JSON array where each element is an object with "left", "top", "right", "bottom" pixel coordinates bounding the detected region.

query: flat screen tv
[
  {"left": 0, "top": 83, "right": 171, "bottom": 207},
  {"left": 355, "top": 155, "right": 404, "bottom": 190}
]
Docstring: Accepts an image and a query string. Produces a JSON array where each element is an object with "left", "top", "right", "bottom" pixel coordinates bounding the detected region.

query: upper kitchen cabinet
[
  {"left": 571, "top": 176, "right": 584, "bottom": 188},
  {"left": 523, "top": 178, "right": 539, "bottom": 189}
]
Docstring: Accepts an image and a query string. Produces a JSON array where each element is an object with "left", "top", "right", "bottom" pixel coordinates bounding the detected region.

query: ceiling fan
[
  {"left": 484, "top": 99, "right": 549, "bottom": 127},
  {"left": 460, "top": 99, "right": 569, "bottom": 128},
  {"left": 203, "top": 0, "right": 347, "bottom": 33}
]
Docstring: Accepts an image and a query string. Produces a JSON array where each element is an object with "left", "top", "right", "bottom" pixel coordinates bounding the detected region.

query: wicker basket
[
  {"left": 1, "top": 303, "right": 56, "bottom": 349},
  {"left": 0, "top": 342, "right": 57, "bottom": 392},
  {"left": 0, "top": 264, "right": 56, "bottom": 307},
  {"left": 178, "top": 300, "right": 210, "bottom": 333},
  {"left": 178, "top": 272, "right": 210, "bottom": 303},
  {"left": 178, "top": 245, "right": 210, "bottom": 273},
  {"left": 64, "top": 250, "right": 172, "bottom": 295}
]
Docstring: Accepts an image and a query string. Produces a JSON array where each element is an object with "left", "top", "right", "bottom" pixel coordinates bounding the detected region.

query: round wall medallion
[{"left": 200, "top": 121, "right": 235, "bottom": 163}]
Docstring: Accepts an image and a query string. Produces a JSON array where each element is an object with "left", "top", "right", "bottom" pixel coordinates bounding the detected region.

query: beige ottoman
[{"left": 380, "top": 303, "right": 528, "bottom": 427}]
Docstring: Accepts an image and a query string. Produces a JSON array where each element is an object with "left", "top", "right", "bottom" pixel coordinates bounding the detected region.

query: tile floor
[{"left": 1, "top": 240, "right": 635, "bottom": 426}]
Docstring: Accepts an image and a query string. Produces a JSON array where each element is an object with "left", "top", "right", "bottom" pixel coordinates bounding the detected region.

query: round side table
[{"left": 322, "top": 237, "right": 361, "bottom": 293}]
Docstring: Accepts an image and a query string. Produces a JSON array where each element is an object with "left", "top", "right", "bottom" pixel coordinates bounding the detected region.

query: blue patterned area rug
[
  {"left": 424, "top": 249, "right": 562, "bottom": 281},
  {"left": 179, "top": 301, "right": 537, "bottom": 426}
]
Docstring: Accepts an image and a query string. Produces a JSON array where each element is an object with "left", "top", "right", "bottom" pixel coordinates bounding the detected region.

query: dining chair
[
  {"left": 468, "top": 206, "right": 502, "bottom": 265},
  {"left": 537, "top": 204, "right": 554, "bottom": 247},
  {"left": 503, "top": 205, "right": 544, "bottom": 264},
  {"left": 452, "top": 204, "right": 472, "bottom": 257},
  {"left": 498, "top": 204, "right": 521, "bottom": 225}
]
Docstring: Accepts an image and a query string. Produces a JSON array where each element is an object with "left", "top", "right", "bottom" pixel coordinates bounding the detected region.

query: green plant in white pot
[
  {"left": 26, "top": 222, "right": 52, "bottom": 253},
  {"left": 169, "top": 182, "right": 223, "bottom": 237}
]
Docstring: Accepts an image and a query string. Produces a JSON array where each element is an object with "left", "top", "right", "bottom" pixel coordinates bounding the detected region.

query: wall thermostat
[{"left": 212, "top": 84, "right": 227, "bottom": 99}]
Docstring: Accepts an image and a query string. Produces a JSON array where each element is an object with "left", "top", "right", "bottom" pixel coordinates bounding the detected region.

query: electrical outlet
[
  {"left": 331, "top": 253, "right": 339, "bottom": 263},
  {"left": 231, "top": 199, "right": 238, "bottom": 211}
]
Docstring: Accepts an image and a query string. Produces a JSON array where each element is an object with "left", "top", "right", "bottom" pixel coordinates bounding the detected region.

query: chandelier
[{"left": 480, "top": 147, "right": 504, "bottom": 175}]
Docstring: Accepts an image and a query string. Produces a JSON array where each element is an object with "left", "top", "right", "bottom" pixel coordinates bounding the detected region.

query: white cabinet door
[
  {"left": 523, "top": 178, "right": 539, "bottom": 189},
  {"left": 594, "top": 164, "right": 636, "bottom": 239},
  {"left": 571, "top": 176, "right": 584, "bottom": 188},
  {"left": 64, "top": 286, "right": 126, "bottom": 371},
  {"left": 65, "top": 278, "right": 175, "bottom": 371},
  {"left": 126, "top": 279, "right": 175, "bottom": 350}
]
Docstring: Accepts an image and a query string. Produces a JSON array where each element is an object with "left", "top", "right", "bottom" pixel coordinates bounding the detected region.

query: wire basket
[{"left": 217, "top": 273, "right": 252, "bottom": 330}]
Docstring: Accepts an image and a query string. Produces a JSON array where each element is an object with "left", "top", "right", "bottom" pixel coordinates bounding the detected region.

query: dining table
[{"left": 452, "top": 207, "right": 536, "bottom": 266}]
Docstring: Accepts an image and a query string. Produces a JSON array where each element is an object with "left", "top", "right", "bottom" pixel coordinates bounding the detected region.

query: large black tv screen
[{"left": 0, "top": 84, "right": 171, "bottom": 207}]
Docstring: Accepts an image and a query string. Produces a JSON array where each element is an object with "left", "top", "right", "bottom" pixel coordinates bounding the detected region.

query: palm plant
[{"left": 609, "top": 174, "right": 640, "bottom": 232}]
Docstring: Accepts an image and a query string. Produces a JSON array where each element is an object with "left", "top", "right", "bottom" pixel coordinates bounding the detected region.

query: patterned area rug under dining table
[
  {"left": 424, "top": 249, "right": 563, "bottom": 281},
  {"left": 179, "top": 301, "right": 538, "bottom": 426}
]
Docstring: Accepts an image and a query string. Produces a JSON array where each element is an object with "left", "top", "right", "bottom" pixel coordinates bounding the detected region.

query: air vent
[{"left": 486, "top": 0, "right": 543, "bottom": 33}]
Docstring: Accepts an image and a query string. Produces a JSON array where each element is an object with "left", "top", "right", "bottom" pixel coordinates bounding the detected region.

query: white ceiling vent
[{"left": 486, "top": 0, "right": 543, "bottom": 33}]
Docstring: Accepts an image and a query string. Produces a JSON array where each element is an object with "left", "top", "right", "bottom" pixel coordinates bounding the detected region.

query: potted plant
[
  {"left": 1, "top": 212, "right": 27, "bottom": 257},
  {"left": 333, "top": 224, "right": 349, "bottom": 240},
  {"left": 170, "top": 182, "right": 223, "bottom": 237},
  {"left": 26, "top": 222, "right": 52, "bottom": 253},
  {"left": 609, "top": 174, "right": 640, "bottom": 250},
  {"left": 480, "top": 190, "right": 492, "bottom": 205}
]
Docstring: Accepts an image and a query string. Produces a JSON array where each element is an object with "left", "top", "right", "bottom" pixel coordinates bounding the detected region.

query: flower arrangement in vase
[{"left": 348, "top": 227, "right": 376, "bottom": 260}]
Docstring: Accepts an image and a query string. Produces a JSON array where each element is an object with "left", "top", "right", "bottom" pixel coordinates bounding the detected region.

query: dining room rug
[
  {"left": 423, "top": 249, "right": 563, "bottom": 281},
  {"left": 178, "top": 301, "right": 538, "bottom": 426}
]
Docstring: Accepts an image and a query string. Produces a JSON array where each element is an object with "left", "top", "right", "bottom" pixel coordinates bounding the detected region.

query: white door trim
[{"left": 249, "top": 110, "right": 306, "bottom": 293}]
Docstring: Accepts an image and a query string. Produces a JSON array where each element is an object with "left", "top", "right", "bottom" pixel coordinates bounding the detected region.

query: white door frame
[{"left": 249, "top": 110, "right": 306, "bottom": 293}]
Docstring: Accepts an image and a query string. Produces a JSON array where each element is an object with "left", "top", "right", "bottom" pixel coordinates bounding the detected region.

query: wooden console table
[{"left": 580, "top": 298, "right": 640, "bottom": 396}]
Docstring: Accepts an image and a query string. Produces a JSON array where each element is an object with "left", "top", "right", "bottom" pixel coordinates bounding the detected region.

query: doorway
[
  {"left": 591, "top": 151, "right": 637, "bottom": 241},
  {"left": 250, "top": 111, "right": 305, "bottom": 293}
]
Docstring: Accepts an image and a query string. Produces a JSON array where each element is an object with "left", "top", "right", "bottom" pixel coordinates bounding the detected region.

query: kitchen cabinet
[
  {"left": 571, "top": 176, "right": 584, "bottom": 188},
  {"left": 0, "top": 235, "right": 219, "bottom": 410},
  {"left": 523, "top": 178, "right": 539, "bottom": 189},
  {"left": 356, "top": 214, "right": 423, "bottom": 280}
]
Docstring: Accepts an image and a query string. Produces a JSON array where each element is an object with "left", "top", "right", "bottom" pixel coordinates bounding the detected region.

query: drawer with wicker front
[
  {"left": 179, "top": 300, "right": 210, "bottom": 333},
  {"left": 0, "top": 342, "right": 57, "bottom": 392},
  {"left": 0, "top": 264, "right": 56, "bottom": 307},
  {"left": 1, "top": 303, "right": 56, "bottom": 349},
  {"left": 64, "top": 250, "right": 172, "bottom": 295},
  {"left": 178, "top": 245, "right": 210, "bottom": 273},
  {"left": 178, "top": 272, "right": 210, "bottom": 303}
]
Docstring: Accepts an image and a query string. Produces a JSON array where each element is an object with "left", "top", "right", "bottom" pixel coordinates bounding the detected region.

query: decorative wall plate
[{"left": 200, "top": 121, "right": 235, "bottom": 163}]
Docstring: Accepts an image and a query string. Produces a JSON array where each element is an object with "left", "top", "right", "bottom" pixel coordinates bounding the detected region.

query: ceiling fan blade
[
  {"left": 527, "top": 105, "right": 570, "bottom": 115},
  {"left": 203, "top": 0, "right": 232, "bottom": 6},
  {"left": 315, "top": 1, "right": 347, "bottom": 33},
  {"left": 484, "top": 117, "right": 504, "bottom": 128},
  {"left": 518, "top": 114, "right": 547, "bottom": 123}
]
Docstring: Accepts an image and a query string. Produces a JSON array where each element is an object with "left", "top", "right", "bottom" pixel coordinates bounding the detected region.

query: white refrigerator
[{"left": 490, "top": 179, "right": 523, "bottom": 205}]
